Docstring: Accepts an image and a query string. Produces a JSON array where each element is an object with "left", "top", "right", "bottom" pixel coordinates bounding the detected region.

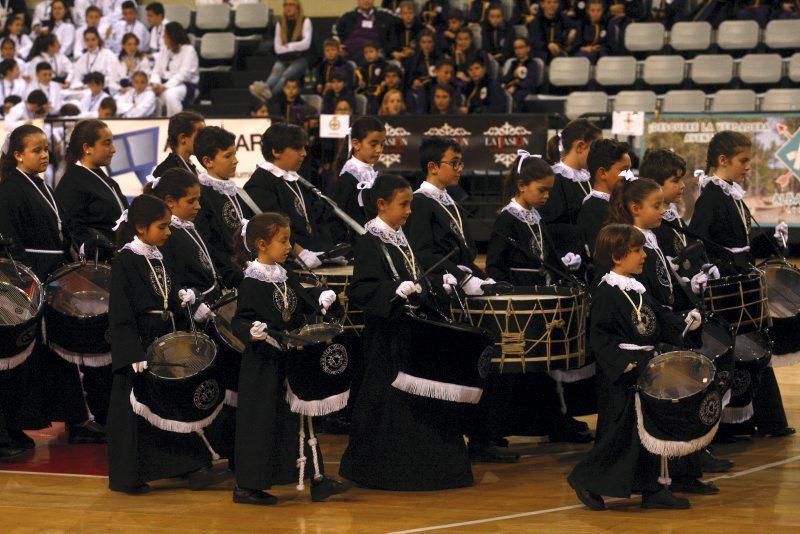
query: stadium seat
[
  {"left": 164, "top": 5, "right": 193, "bottom": 29},
  {"left": 613, "top": 91, "right": 657, "bottom": 113},
  {"left": 642, "top": 55, "right": 685, "bottom": 86},
  {"left": 195, "top": 4, "right": 231, "bottom": 31},
  {"left": 234, "top": 3, "right": 270, "bottom": 32},
  {"left": 716, "top": 20, "right": 760, "bottom": 51},
  {"left": 789, "top": 53, "right": 800, "bottom": 83},
  {"left": 624, "top": 22, "right": 665, "bottom": 52},
  {"left": 301, "top": 94, "right": 322, "bottom": 114},
  {"left": 739, "top": 54, "right": 783, "bottom": 84},
  {"left": 765, "top": 20, "right": 800, "bottom": 52},
  {"left": 354, "top": 94, "right": 367, "bottom": 115},
  {"left": 200, "top": 32, "right": 236, "bottom": 61},
  {"left": 690, "top": 54, "right": 734, "bottom": 85},
  {"left": 548, "top": 57, "right": 591, "bottom": 87},
  {"left": 502, "top": 57, "right": 544, "bottom": 86},
  {"left": 662, "top": 90, "right": 707, "bottom": 113},
  {"left": 710, "top": 90, "right": 757, "bottom": 112},
  {"left": 761, "top": 89, "right": 800, "bottom": 112},
  {"left": 595, "top": 56, "right": 637, "bottom": 87},
  {"left": 669, "top": 22, "right": 712, "bottom": 53},
  {"left": 565, "top": 92, "right": 608, "bottom": 120}
]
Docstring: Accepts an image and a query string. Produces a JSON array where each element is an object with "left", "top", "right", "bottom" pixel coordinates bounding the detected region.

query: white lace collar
[
  {"left": 552, "top": 161, "right": 591, "bottom": 183},
  {"left": 120, "top": 236, "right": 163, "bottom": 260},
  {"left": 244, "top": 260, "right": 288, "bottom": 283},
  {"left": 257, "top": 160, "right": 300, "bottom": 182},
  {"left": 198, "top": 172, "right": 238, "bottom": 196},
  {"left": 340, "top": 156, "right": 377, "bottom": 186},
  {"left": 365, "top": 216, "right": 409, "bottom": 248},
  {"left": 601, "top": 270, "right": 645, "bottom": 294},
  {"left": 662, "top": 203, "right": 681, "bottom": 222},
  {"left": 635, "top": 226, "right": 660, "bottom": 250},
  {"left": 699, "top": 173, "right": 745, "bottom": 201},
  {"left": 170, "top": 214, "right": 195, "bottom": 230},
  {"left": 502, "top": 199, "right": 541, "bottom": 225},
  {"left": 583, "top": 190, "right": 610, "bottom": 204},
  {"left": 415, "top": 180, "right": 454, "bottom": 206}
]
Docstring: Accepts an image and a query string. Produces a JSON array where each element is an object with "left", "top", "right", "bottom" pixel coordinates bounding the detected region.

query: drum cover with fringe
[
  {"left": 723, "top": 330, "right": 771, "bottom": 423},
  {"left": 285, "top": 334, "right": 352, "bottom": 417},
  {"left": 0, "top": 258, "right": 42, "bottom": 362}
]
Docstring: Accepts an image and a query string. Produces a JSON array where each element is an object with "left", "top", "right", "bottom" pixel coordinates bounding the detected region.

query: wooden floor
[{"left": 3, "top": 365, "right": 800, "bottom": 532}]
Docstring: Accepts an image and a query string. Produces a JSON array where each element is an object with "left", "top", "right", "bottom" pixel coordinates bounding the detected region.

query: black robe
[
  {"left": 328, "top": 171, "right": 369, "bottom": 245},
  {"left": 107, "top": 248, "right": 210, "bottom": 491},
  {"left": 652, "top": 214, "right": 688, "bottom": 260},
  {"left": 244, "top": 168, "right": 334, "bottom": 252},
  {"left": 568, "top": 280, "right": 684, "bottom": 498},
  {"left": 576, "top": 194, "right": 609, "bottom": 258},
  {"left": 232, "top": 268, "right": 326, "bottom": 490},
  {"left": 486, "top": 209, "right": 560, "bottom": 286},
  {"left": 193, "top": 183, "right": 251, "bottom": 289},
  {"left": 339, "top": 232, "right": 473, "bottom": 490},
  {"left": 54, "top": 164, "right": 129, "bottom": 261},
  {"left": 539, "top": 172, "right": 592, "bottom": 256},
  {"left": 635, "top": 233, "right": 676, "bottom": 310},
  {"left": 152, "top": 153, "right": 199, "bottom": 178}
]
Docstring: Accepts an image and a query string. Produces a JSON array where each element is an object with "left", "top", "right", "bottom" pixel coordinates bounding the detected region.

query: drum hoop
[
  {"left": 639, "top": 351, "right": 716, "bottom": 401},
  {"left": 46, "top": 261, "right": 112, "bottom": 285},
  {"left": 0, "top": 258, "right": 43, "bottom": 312},
  {"left": 146, "top": 331, "right": 218, "bottom": 380}
]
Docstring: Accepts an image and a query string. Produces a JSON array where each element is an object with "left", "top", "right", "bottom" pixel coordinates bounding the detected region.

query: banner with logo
[{"left": 642, "top": 114, "right": 800, "bottom": 226}]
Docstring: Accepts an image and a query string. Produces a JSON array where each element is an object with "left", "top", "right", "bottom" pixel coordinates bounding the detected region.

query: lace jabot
[
  {"left": 583, "top": 190, "right": 610, "bottom": 204},
  {"left": 601, "top": 271, "right": 646, "bottom": 294},
  {"left": 120, "top": 236, "right": 163, "bottom": 260},
  {"left": 635, "top": 227, "right": 660, "bottom": 250},
  {"left": 170, "top": 215, "right": 195, "bottom": 230},
  {"left": 198, "top": 172, "right": 238, "bottom": 196},
  {"left": 365, "top": 217, "right": 410, "bottom": 248},
  {"left": 340, "top": 157, "right": 377, "bottom": 187},
  {"left": 662, "top": 203, "right": 681, "bottom": 222},
  {"left": 699, "top": 173, "right": 745, "bottom": 201},
  {"left": 257, "top": 161, "right": 300, "bottom": 182},
  {"left": 502, "top": 199, "right": 541, "bottom": 225},
  {"left": 244, "top": 260, "right": 288, "bottom": 283},
  {"left": 552, "top": 161, "right": 591, "bottom": 183},
  {"left": 415, "top": 181, "right": 454, "bottom": 206}
]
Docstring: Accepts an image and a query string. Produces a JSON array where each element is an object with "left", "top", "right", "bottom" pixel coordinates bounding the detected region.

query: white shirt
[
  {"left": 79, "top": 89, "right": 106, "bottom": 116},
  {"left": 116, "top": 87, "right": 156, "bottom": 117},
  {"left": 72, "top": 0, "right": 98, "bottom": 26},
  {"left": 109, "top": 19, "right": 150, "bottom": 54},
  {"left": 4, "top": 101, "right": 36, "bottom": 130},
  {"left": 25, "top": 80, "right": 63, "bottom": 111},
  {"left": 52, "top": 21, "right": 77, "bottom": 58},
  {"left": 73, "top": 21, "right": 112, "bottom": 58},
  {"left": 148, "top": 19, "right": 169, "bottom": 55},
  {"left": 31, "top": 0, "right": 53, "bottom": 29},
  {"left": 150, "top": 44, "right": 199, "bottom": 88},
  {"left": 100, "top": 0, "right": 128, "bottom": 25},
  {"left": 27, "top": 52, "right": 73, "bottom": 83},
  {"left": 8, "top": 34, "right": 33, "bottom": 60},
  {"left": 0, "top": 79, "right": 26, "bottom": 100},
  {"left": 114, "top": 54, "right": 151, "bottom": 88},
  {"left": 273, "top": 18, "right": 313, "bottom": 56},
  {"left": 71, "top": 47, "right": 120, "bottom": 91}
]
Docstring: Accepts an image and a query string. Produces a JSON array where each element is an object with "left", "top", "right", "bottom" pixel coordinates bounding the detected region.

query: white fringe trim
[
  {"left": 635, "top": 392, "right": 720, "bottom": 458},
  {"left": 50, "top": 342, "right": 112, "bottom": 367},
  {"left": 0, "top": 342, "right": 35, "bottom": 371},
  {"left": 285, "top": 381, "right": 350, "bottom": 417},
  {"left": 549, "top": 362, "right": 596, "bottom": 384},
  {"left": 391, "top": 371, "right": 483, "bottom": 404},
  {"left": 224, "top": 389, "right": 238, "bottom": 408},
  {"left": 721, "top": 401, "right": 754, "bottom": 424},
  {"left": 129, "top": 389, "right": 224, "bottom": 433},
  {"left": 770, "top": 351, "right": 800, "bottom": 368}
]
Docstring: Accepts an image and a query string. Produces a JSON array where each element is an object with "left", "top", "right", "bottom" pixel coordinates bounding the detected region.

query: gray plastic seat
[
  {"left": 164, "top": 5, "right": 192, "bottom": 28},
  {"left": 739, "top": 54, "right": 783, "bottom": 84},
  {"left": 765, "top": 20, "right": 800, "bottom": 50},
  {"left": 548, "top": 57, "right": 591, "bottom": 87},
  {"left": 711, "top": 90, "right": 757, "bottom": 112},
  {"left": 642, "top": 55, "right": 685, "bottom": 86},
  {"left": 670, "top": 22, "right": 712, "bottom": 52},
  {"left": 613, "top": 91, "right": 657, "bottom": 113},
  {"left": 565, "top": 92, "right": 608, "bottom": 120},
  {"left": 690, "top": 54, "right": 734, "bottom": 85},
  {"left": 301, "top": 94, "right": 322, "bottom": 114},
  {"left": 761, "top": 89, "right": 800, "bottom": 112},
  {"left": 199, "top": 32, "right": 235, "bottom": 61},
  {"left": 717, "top": 20, "right": 760, "bottom": 51},
  {"left": 662, "top": 90, "right": 707, "bottom": 113},
  {"left": 595, "top": 56, "right": 637, "bottom": 86},
  {"left": 195, "top": 4, "right": 231, "bottom": 31},
  {"left": 625, "top": 22, "right": 665, "bottom": 52},
  {"left": 234, "top": 3, "right": 269, "bottom": 31}
]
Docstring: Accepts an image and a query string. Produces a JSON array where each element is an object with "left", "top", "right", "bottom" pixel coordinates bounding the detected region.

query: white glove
[
  {"left": 624, "top": 362, "right": 637, "bottom": 373},
  {"left": 193, "top": 302, "right": 214, "bottom": 322},
  {"left": 250, "top": 321, "right": 282, "bottom": 350},
  {"left": 395, "top": 281, "right": 419, "bottom": 300},
  {"left": 775, "top": 221, "right": 788, "bottom": 246},
  {"left": 561, "top": 252, "right": 582, "bottom": 271},
  {"left": 442, "top": 273, "right": 458, "bottom": 295},
  {"left": 704, "top": 264, "right": 720, "bottom": 280},
  {"left": 178, "top": 288, "right": 196, "bottom": 307},
  {"left": 462, "top": 276, "right": 486, "bottom": 296},
  {"left": 685, "top": 309, "right": 702, "bottom": 331},
  {"left": 666, "top": 256, "right": 680, "bottom": 273},
  {"left": 318, "top": 289, "right": 337, "bottom": 314},
  {"left": 484, "top": 277, "right": 496, "bottom": 284},
  {"left": 298, "top": 248, "right": 323, "bottom": 269},
  {"left": 690, "top": 271, "right": 709, "bottom": 295},
  {"left": 131, "top": 361, "right": 148, "bottom": 373}
]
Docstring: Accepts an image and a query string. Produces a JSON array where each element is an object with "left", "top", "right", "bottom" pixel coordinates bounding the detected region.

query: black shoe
[
  {"left": 8, "top": 429, "right": 34, "bottom": 450},
  {"left": 310, "top": 476, "right": 350, "bottom": 502},
  {"left": 562, "top": 415, "right": 590, "bottom": 433},
  {"left": 755, "top": 426, "right": 796, "bottom": 438},
  {"left": 468, "top": 444, "right": 520, "bottom": 463},
  {"left": 641, "top": 488, "right": 691, "bottom": 509},
  {"left": 567, "top": 477, "right": 605, "bottom": 511},
  {"left": 670, "top": 478, "right": 720, "bottom": 495},
  {"left": 0, "top": 446, "right": 28, "bottom": 462},
  {"left": 549, "top": 427, "right": 594, "bottom": 444},
  {"left": 233, "top": 486, "right": 277, "bottom": 506},
  {"left": 185, "top": 467, "right": 232, "bottom": 490},
  {"left": 111, "top": 483, "right": 151, "bottom": 495},
  {"left": 701, "top": 449, "right": 734, "bottom": 473},
  {"left": 67, "top": 421, "right": 106, "bottom": 444}
]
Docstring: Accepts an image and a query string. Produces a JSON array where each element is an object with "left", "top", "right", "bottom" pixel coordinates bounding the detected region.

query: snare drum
[
  {"left": 461, "top": 286, "right": 587, "bottom": 373},
  {"left": 131, "top": 331, "right": 223, "bottom": 431},
  {"left": 762, "top": 260, "right": 800, "bottom": 361},
  {"left": 210, "top": 290, "right": 245, "bottom": 354},
  {"left": 303, "top": 266, "right": 363, "bottom": 333},
  {"left": 704, "top": 271, "right": 768, "bottom": 335},
  {"left": 687, "top": 314, "right": 735, "bottom": 393},
  {"left": 636, "top": 351, "right": 722, "bottom": 457},
  {"left": 45, "top": 261, "right": 112, "bottom": 364},
  {"left": 723, "top": 330, "right": 772, "bottom": 424},
  {"left": 0, "top": 258, "right": 43, "bottom": 369}
]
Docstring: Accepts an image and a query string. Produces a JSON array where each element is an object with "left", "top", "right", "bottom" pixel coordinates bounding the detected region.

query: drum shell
[
  {"left": 0, "top": 317, "right": 39, "bottom": 358},
  {"left": 687, "top": 314, "right": 735, "bottom": 394},
  {"left": 728, "top": 330, "right": 772, "bottom": 408},
  {"left": 762, "top": 260, "right": 800, "bottom": 355},
  {"left": 0, "top": 258, "right": 43, "bottom": 358},
  {"left": 44, "top": 306, "right": 109, "bottom": 354},
  {"left": 704, "top": 273, "right": 768, "bottom": 335},
  {"left": 309, "top": 266, "right": 363, "bottom": 332},
  {"left": 285, "top": 335, "right": 352, "bottom": 413}
]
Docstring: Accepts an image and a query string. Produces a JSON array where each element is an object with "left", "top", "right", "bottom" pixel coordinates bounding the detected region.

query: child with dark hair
[
  {"left": 402, "top": 29, "right": 441, "bottom": 90},
  {"left": 149, "top": 21, "right": 199, "bottom": 116},
  {"left": 268, "top": 77, "right": 317, "bottom": 126},
  {"left": 78, "top": 71, "right": 107, "bottom": 116},
  {"left": 390, "top": 1, "right": 424, "bottom": 61},
  {"left": 640, "top": 148, "right": 690, "bottom": 261},
  {"left": 117, "top": 70, "right": 157, "bottom": 118},
  {"left": 98, "top": 96, "right": 116, "bottom": 118},
  {"left": 528, "top": 0, "right": 577, "bottom": 63},
  {"left": 459, "top": 56, "right": 505, "bottom": 114},
  {"left": 439, "top": 7, "right": 466, "bottom": 51},
  {"left": 25, "top": 61, "right": 63, "bottom": 111},
  {"left": 145, "top": 2, "right": 168, "bottom": 55},
  {"left": 575, "top": 0, "right": 609, "bottom": 64},
  {"left": 355, "top": 40, "right": 387, "bottom": 104},
  {"left": 116, "top": 33, "right": 150, "bottom": 90},
  {"left": 46, "top": 0, "right": 76, "bottom": 58},
  {"left": 2, "top": 14, "right": 33, "bottom": 60},
  {"left": 450, "top": 28, "right": 482, "bottom": 83},
  {"left": 420, "top": 0, "right": 450, "bottom": 32},
  {"left": 0, "top": 58, "right": 25, "bottom": 101},
  {"left": 428, "top": 83, "right": 458, "bottom": 114},
  {"left": 4, "top": 89, "right": 48, "bottom": 128},
  {"left": 314, "top": 39, "right": 355, "bottom": 96},
  {"left": 501, "top": 38, "right": 539, "bottom": 108},
  {"left": 512, "top": 0, "right": 538, "bottom": 25},
  {"left": 109, "top": 0, "right": 149, "bottom": 54},
  {"left": 71, "top": 28, "right": 119, "bottom": 91},
  {"left": 370, "top": 63, "right": 404, "bottom": 114},
  {"left": 3, "top": 94, "right": 21, "bottom": 115},
  {"left": 152, "top": 111, "right": 206, "bottom": 177},
  {"left": 481, "top": 3, "right": 513, "bottom": 63},
  {"left": 74, "top": 6, "right": 110, "bottom": 59},
  {"left": 322, "top": 71, "right": 355, "bottom": 114},
  {"left": 26, "top": 33, "right": 73, "bottom": 83}
]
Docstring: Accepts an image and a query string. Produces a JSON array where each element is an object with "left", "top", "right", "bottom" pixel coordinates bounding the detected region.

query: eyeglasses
[{"left": 439, "top": 159, "right": 464, "bottom": 170}]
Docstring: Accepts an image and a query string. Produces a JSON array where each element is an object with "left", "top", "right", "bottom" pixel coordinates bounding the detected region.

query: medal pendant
[
  {"left": 282, "top": 308, "right": 291, "bottom": 322},
  {"left": 161, "top": 310, "right": 170, "bottom": 322},
  {"left": 636, "top": 321, "right": 647, "bottom": 335},
  {"left": 306, "top": 223, "right": 313, "bottom": 235}
]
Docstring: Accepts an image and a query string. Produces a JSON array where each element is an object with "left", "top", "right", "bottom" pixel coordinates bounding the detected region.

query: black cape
[
  {"left": 576, "top": 194, "right": 609, "bottom": 258},
  {"left": 539, "top": 172, "right": 592, "bottom": 255},
  {"left": 328, "top": 171, "right": 368, "bottom": 245},
  {"left": 152, "top": 153, "right": 199, "bottom": 178},
  {"left": 486, "top": 209, "right": 560, "bottom": 285}
]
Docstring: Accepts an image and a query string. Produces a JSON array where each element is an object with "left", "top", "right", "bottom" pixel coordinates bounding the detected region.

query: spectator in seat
[
  {"left": 1, "top": 39, "right": 25, "bottom": 78},
  {"left": 429, "top": 82, "right": 459, "bottom": 114},
  {"left": 2, "top": 14, "right": 33, "bottom": 60},
  {"left": 528, "top": 0, "right": 577, "bottom": 63},
  {"left": 513, "top": 0, "right": 538, "bottom": 25},
  {"left": 149, "top": 21, "right": 199, "bottom": 116},
  {"left": 108, "top": 1, "right": 149, "bottom": 54},
  {"left": 116, "top": 70, "right": 157, "bottom": 118},
  {"left": 5, "top": 89, "right": 49, "bottom": 129},
  {"left": 439, "top": 7, "right": 466, "bottom": 51},
  {"left": 44, "top": 0, "right": 76, "bottom": 58},
  {"left": 468, "top": 1, "right": 493, "bottom": 26},
  {"left": 268, "top": 77, "right": 316, "bottom": 127},
  {"left": 606, "top": 0, "right": 648, "bottom": 53},
  {"left": 74, "top": 6, "right": 110, "bottom": 59},
  {"left": 0, "top": 59, "right": 26, "bottom": 101},
  {"left": 450, "top": 28, "right": 482, "bottom": 83},
  {"left": 377, "top": 88, "right": 406, "bottom": 116},
  {"left": 146, "top": 2, "right": 169, "bottom": 56},
  {"left": 409, "top": 57, "right": 458, "bottom": 114},
  {"left": 322, "top": 71, "right": 355, "bottom": 114},
  {"left": 482, "top": 3, "right": 513, "bottom": 63},
  {"left": 334, "top": 0, "right": 397, "bottom": 63},
  {"left": 369, "top": 62, "right": 403, "bottom": 114},
  {"left": 314, "top": 39, "right": 355, "bottom": 96},
  {"left": 419, "top": 0, "right": 450, "bottom": 32},
  {"left": 25, "top": 61, "right": 63, "bottom": 111},
  {"left": 502, "top": 37, "right": 539, "bottom": 109},
  {"left": 356, "top": 40, "right": 387, "bottom": 102},
  {"left": 459, "top": 56, "right": 505, "bottom": 114},
  {"left": 78, "top": 71, "right": 108, "bottom": 116},
  {"left": 778, "top": 0, "right": 800, "bottom": 18},
  {"left": 575, "top": 0, "right": 608, "bottom": 64},
  {"left": 26, "top": 33, "right": 72, "bottom": 85},
  {"left": 402, "top": 28, "right": 441, "bottom": 90},
  {"left": 115, "top": 33, "right": 150, "bottom": 91},
  {"left": 390, "top": 0, "right": 423, "bottom": 61},
  {"left": 249, "top": 0, "right": 312, "bottom": 103},
  {"left": 3, "top": 94, "right": 21, "bottom": 116},
  {"left": 71, "top": 28, "right": 119, "bottom": 91},
  {"left": 98, "top": 96, "right": 116, "bottom": 118},
  {"left": 737, "top": 0, "right": 776, "bottom": 26}
]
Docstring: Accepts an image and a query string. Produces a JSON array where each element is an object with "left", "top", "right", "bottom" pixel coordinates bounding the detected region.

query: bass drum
[
  {"left": 723, "top": 330, "right": 772, "bottom": 424},
  {"left": 762, "top": 260, "right": 800, "bottom": 363},
  {"left": 686, "top": 313, "right": 735, "bottom": 393}
]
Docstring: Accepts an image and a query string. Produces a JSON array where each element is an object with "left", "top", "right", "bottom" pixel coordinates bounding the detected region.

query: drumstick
[
  {"left": 209, "top": 291, "right": 238, "bottom": 311},
  {"left": 147, "top": 362, "right": 188, "bottom": 368},
  {"left": 389, "top": 249, "right": 459, "bottom": 303}
]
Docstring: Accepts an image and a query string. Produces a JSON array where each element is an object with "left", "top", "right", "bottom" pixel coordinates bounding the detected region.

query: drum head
[
  {"left": 212, "top": 295, "right": 246, "bottom": 353},
  {"left": 764, "top": 261, "right": 800, "bottom": 319},
  {"left": 290, "top": 323, "right": 345, "bottom": 346},
  {"left": 640, "top": 351, "right": 715, "bottom": 401},
  {"left": 0, "top": 259, "right": 42, "bottom": 325},
  {"left": 691, "top": 315, "right": 733, "bottom": 361},
  {"left": 735, "top": 331, "right": 771, "bottom": 363},
  {"left": 147, "top": 331, "right": 217, "bottom": 380},
  {"left": 47, "top": 263, "right": 111, "bottom": 318}
]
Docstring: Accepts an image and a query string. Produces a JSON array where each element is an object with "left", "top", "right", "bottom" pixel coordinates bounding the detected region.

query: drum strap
[
  {"left": 378, "top": 243, "right": 401, "bottom": 282},
  {"left": 24, "top": 248, "right": 63, "bottom": 254},
  {"left": 236, "top": 188, "right": 262, "bottom": 215}
]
